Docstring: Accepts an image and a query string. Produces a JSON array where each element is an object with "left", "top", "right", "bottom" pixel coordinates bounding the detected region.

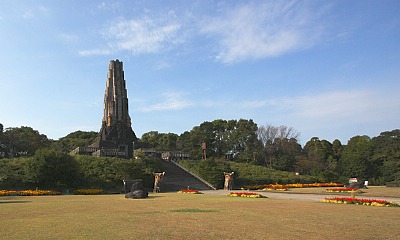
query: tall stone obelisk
[{"left": 90, "top": 59, "right": 137, "bottom": 158}]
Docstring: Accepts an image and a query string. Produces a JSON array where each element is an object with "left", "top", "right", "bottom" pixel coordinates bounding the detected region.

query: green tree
[
  {"left": 0, "top": 123, "right": 5, "bottom": 158},
  {"left": 3, "top": 126, "right": 51, "bottom": 157},
  {"left": 187, "top": 122, "right": 215, "bottom": 159},
  {"left": 370, "top": 130, "right": 400, "bottom": 184},
  {"left": 158, "top": 133, "right": 178, "bottom": 150},
  {"left": 257, "top": 124, "right": 301, "bottom": 168},
  {"left": 231, "top": 119, "right": 259, "bottom": 162},
  {"left": 338, "top": 136, "right": 372, "bottom": 180},
  {"left": 138, "top": 131, "right": 179, "bottom": 151},
  {"left": 270, "top": 138, "right": 302, "bottom": 172},
  {"left": 332, "top": 139, "right": 343, "bottom": 160},
  {"left": 176, "top": 131, "right": 192, "bottom": 153},
  {"left": 183, "top": 119, "right": 260, "bottom": 161},
  {"left": 139, "top": 131, "right": 161, "bottom": 149},
  {"left": 24, "top": 149, "right": 80, "bottom": 188},
  {"left": 301, "top": 137, "right": 334, "bottom": 175},
  {"left": 0, "top": 157, "right": 29, "bottom": 189},
  {"left": 52, "top": 130, "right": 98, "bottom": 153}
]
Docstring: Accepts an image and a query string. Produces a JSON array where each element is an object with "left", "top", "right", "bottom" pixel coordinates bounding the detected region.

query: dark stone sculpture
[{"left": 124, "top": 180, "right": 148, "bottom": 199}]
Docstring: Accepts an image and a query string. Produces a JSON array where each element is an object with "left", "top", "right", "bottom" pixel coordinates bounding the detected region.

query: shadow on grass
[
  {"left": 146, "top": 195, "right": 166, "bottom": 199},
  {"left": 169, "top": 208, "right": 219, "bottom": 213},
  {"left": 124, "top": 195, "right": 165, "bottom": 200},
  {"left": 142, "top": 208, "right": 219, "bottom": 215},
  {"left": 0, "top": 200, "right": 31, "bottom": 204}
]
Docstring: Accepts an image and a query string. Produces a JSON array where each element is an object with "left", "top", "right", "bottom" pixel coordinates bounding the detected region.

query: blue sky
[{"left": 1, "top": 0, "right": 399, "bottom": 145}]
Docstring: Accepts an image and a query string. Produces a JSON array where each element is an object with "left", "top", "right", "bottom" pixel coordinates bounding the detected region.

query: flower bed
[
  {"left": 262, "top": 184, "right": 288, "bottom": 191},
  {"left": 285, "top": 183, "right": 344, "bottom": 188},
  {"left": 0, "top": 190, "right": 18, "bottom": 196},
  {"left": 0, "top": 190, "right": 61, "bottom": 196},
  {"left": 322, "top": 197, "right": 400, "bottom": 207},
  {"left": 228, "top": 192, "right": 265, "bottom": 198},
  {"left": 19, "top": 190, "right": 61, "bottom": 196},
  {"left": 73, "top": 189, "right": 103, "bottom": 195},
  {"left": 178, "top": 189, "right": 202, "bottom": 194},
  {"left": 245, "top": 182, "right": 345, "bottom": 190},
  {"left": 245, "top": 185, "right": 264, "bottom": 190},
  {"left": 326, "top": 188, "right": 359, "bottom": 193}
]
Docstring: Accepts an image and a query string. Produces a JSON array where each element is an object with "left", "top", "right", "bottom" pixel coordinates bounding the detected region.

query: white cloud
[
  {"left": 106, "top": 18, "right": 181, "bottom": 54},
  {"left": 289, "top": 90, "right": 400, "bottom": 124},
  {"left": 58, "top": 33, "right": 79, "bottom": 43},
  {"left": 80, "top": 12, "right": 184, "bottom": 56},
  {"left": 79, "top": 2, "right": 326, "bottom": 62},
  {"left": 286, "top": 91, "right": 372, "bottom": 119},
  {"left": 78, "top": 48, "right": 111, "bottom": 56},
  {"left": 240, "top": 89, "right": 400, "bottom": 126},
  {"left": 97, "top": 2, "right": 107, "bottom": 9},
  {"left": 231, "top": 89, "right": 400, "bottom": 143},
  {"left": 21, "top": 6, "right": 50, "bottom": 19},
  {"left": 138, "top": 91, "right": 194, "bottom": 112},
  {"left": 22, "top": 10, "right": 34, "bottom": 19},
  {"left": 239, "top": 100, "right": 273, "bottom": 109},
  {"left": 199, "top": 1, "right": 323, "bottom": 64}
]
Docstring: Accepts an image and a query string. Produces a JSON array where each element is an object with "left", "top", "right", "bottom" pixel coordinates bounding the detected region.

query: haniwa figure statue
[
  {"left": 224, "top": 172, "right": 234, "bottom": 190},
  {"left": 153, "top": 172, "right": 165, "bottom": 193}
]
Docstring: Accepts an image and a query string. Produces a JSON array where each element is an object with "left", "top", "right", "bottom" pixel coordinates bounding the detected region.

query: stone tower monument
[{"left": 84, "top": 59, "right": 137, "bottom": 158}]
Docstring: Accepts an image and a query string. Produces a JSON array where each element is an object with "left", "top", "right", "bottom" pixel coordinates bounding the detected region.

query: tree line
[{"left": 0, "top": 121, "right": 399, "bottom": 185}]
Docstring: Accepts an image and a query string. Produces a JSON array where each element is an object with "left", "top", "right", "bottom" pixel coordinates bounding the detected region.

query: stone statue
[
  {"left": 123, "top": 179, "right": 148, "bottom": 199},
  {"left": 224, "top": 172, "right": 234, "bottom": 190},
  {"left": 153, "top": 172, "right": 165, "bottom": 193}
]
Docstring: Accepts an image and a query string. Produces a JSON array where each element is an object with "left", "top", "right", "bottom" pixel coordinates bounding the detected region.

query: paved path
[{"left": 201, "top": 190, "right": 400, "bottom": 204}]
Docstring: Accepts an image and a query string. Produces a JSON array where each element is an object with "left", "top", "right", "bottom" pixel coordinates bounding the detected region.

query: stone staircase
[{"left": 159, "top": 160, "right": 216, "bottom": 192}]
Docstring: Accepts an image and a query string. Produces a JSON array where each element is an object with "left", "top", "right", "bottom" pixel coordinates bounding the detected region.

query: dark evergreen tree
[
  {"left": 338, "top": 136, "right": 373, "bottom": 181},
  {"left": 370, "top": 130, "right": 400, "bottom": 184},
  {"left": 3, "top": 126, "right": 51, "bottom": 157}
]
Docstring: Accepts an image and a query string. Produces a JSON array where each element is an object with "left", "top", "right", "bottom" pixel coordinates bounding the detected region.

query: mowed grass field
[{"left": 1, "top": 189, "right": 399, "bottom": 240}]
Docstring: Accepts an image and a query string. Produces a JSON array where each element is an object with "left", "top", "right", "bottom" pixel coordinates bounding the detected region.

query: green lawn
[{"left": 1, "top": 192, "right": 399, "bottom": 239}]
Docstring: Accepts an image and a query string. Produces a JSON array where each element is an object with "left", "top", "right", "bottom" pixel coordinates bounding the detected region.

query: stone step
[{"left": 159, "top": 160, "right": 214, "bottom": 192}]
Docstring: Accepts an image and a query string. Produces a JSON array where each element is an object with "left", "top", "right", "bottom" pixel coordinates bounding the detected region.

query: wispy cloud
[
  {"left": 78, "top": 48, "right": 111, "bottom": 56},
  {"left": 138, "top": 91, "right": 194, "bottom": 112},
  {"left": 295, "top": 90, "right": 400, "bottom": 123},
  {"left": 199, "top": 1, "right": 324, "bottom": 64},
  {"left": 238, "top": 89, "right": 400, "bottom": 125},
  {"left": 58, "top": 33, "right": 79, "bottom": 43},
  {"left": 21, "top": 6, "right": 50, "bottom": 19},
  {"left": 80, "top": 12, "right": 183, "bottom": 56},
  {"left": 239, "top": 99, "right": 275, "bottom": 109},
  {"left": 22, "top": 10, "right": 34, "bottom": 19},
  {"left": 283, "top": 91, "right": 373, "bottom": 120},
  {"left": 79, "top": 1, "right": 328, "bottom": 63}
]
